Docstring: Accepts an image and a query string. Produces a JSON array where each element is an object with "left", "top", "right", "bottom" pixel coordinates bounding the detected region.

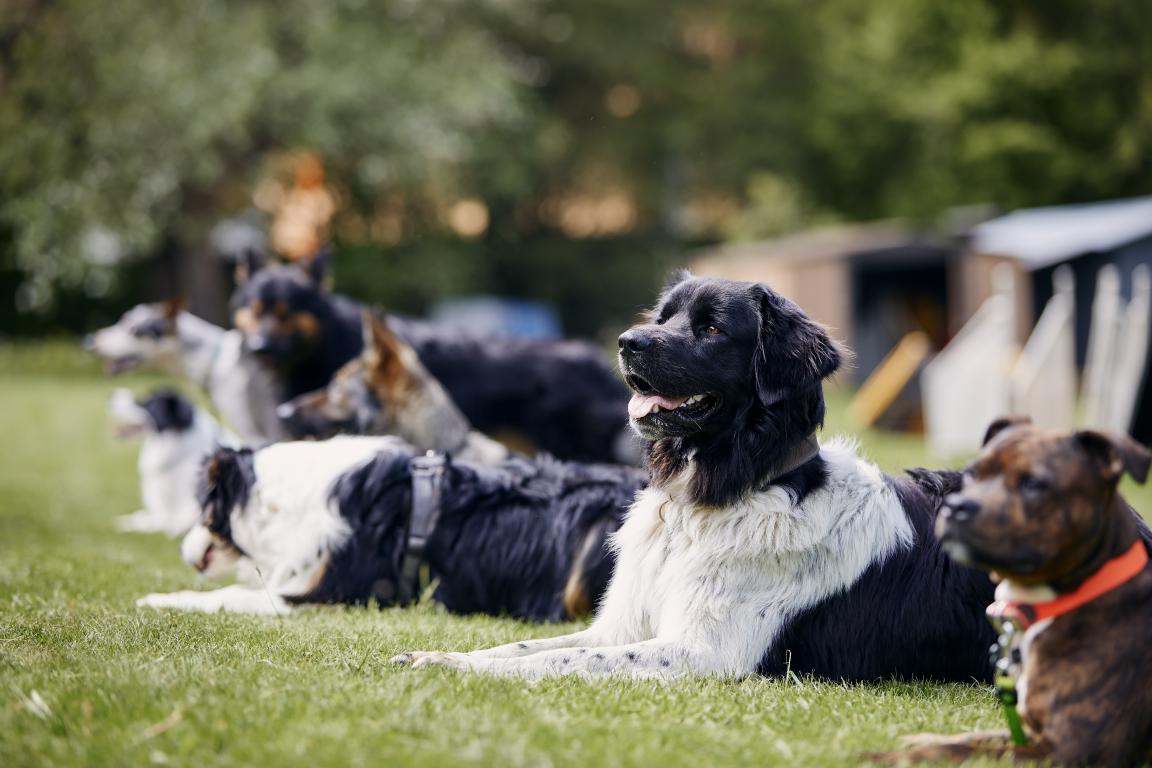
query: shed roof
[
  {"left": 693, "top": 221, "right": 934, "bottom": 269},
  {"left": 970, "top": 196, "right": 1152, "bottom": 269}
]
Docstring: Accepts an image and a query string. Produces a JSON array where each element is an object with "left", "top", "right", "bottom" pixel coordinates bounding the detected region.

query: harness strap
[{"left": 396, "top": 451, "right": 447, "bottom": 604}]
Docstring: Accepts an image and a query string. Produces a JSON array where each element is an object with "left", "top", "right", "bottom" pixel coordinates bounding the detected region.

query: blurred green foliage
[{"left": 1, "top": 0, "right": 1149, "bottom": 335}]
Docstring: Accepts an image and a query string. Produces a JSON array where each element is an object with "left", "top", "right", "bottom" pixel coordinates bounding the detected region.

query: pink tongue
[{"left": 628, "top": 393, "right": 689, "bottom": 420}]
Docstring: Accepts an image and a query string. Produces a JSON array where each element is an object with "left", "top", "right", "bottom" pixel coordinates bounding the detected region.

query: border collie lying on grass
[
  {"left": 108, "top": 388, "right": 230, "bottom": 536},
  {"left": 395, "top": 274, "right": 996, "bottom": 682},
  {"left": 136, "top": 436, "right": 646, "bottom": 617}
]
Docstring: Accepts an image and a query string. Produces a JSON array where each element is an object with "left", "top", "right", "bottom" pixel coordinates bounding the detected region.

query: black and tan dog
[
  {"left": 877, "top": 418, "right": 1152, "bottom": 766},
  {"left": 233, "top": 250, "right": 638, "bottom": 463}
]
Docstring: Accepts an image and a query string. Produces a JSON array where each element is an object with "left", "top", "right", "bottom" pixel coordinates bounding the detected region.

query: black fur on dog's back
[
  {"left": 296, "top": 451, "right": 646, "bottom": 618},
  {"left": 758, "top": 468, "right": 996, "bottom": 683},
  {"left": 288, "top": 445, "right": 416, "bottom": 606},
  {"left": 429, "top": 456, "right": 645, "bottom": 620},
  {"left": 197, "top": 447, "right": 257, "bottom": 553}
]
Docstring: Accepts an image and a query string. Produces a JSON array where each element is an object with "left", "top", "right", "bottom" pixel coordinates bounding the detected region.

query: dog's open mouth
[
  {"left": 625, "top": 375, "right": 719, "bottom": 421},
  {"left": 195, "top": 544, "right": 215, "bottom": 573},
  {"left": 105, "top": 355, "right": 142, "bottom": 375},
  {"left": 112, "top": 422, "right": 147, "bottom": 439}
]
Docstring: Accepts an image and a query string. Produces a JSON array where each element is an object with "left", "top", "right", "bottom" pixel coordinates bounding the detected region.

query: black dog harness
[{"left": 396, "top": 451, "right": 448, "bottom": 605}]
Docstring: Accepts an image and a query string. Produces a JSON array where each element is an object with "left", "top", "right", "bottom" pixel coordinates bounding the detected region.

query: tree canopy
[{"left": 1, "top": 0, "right": 1148, "bottom": 332}]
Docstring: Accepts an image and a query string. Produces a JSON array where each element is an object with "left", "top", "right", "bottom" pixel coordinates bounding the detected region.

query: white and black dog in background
[
  {"left": 394, "top": 274, "right": 996, "bottom": 682},
  {"left": 136, "top": 435, "right": 646, "bottom": 617},
  {"left": 108, "top": 388, "right": 231, "bottom": 536},
  {"left": 86, "top": 299, "right": 286, "bottom": 443}
]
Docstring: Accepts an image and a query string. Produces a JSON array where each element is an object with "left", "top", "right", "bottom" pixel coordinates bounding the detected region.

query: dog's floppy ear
[
  {"left": 983, "top": 416, "right": 1032, "bottom": 446},
  {"left": 362, "top": 309, "right": 415, "bottom": 395},
  {"left": 752, "top": 284, "right": 842, "bottom": 406},
  {"left": 234, "top": 248, "right": 267, "bottom": 286},
  {"left": 1075, "top": 430, "right": 1152, "bottom": 485}
]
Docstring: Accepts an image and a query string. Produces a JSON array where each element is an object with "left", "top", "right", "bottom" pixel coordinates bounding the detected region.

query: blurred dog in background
[
  {"left": 108, "top": 388, "right": 231, "bottom": 536},
  {"left": 86, "top": 300, "right": 286, "bottom": 443},
  {"left": 233, "top": 250, "right": 638, "bottom": 464},
  {"left": 277, "top": 310, "right": 508, "bottom": 464}
]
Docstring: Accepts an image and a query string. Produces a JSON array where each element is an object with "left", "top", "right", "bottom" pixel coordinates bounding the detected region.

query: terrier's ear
[
  {"left": 752, "top": 284, "right": 842, "bottom": 407},
  {"left": 1075, "top": 430, "right": 1152, "bottom": 485},
  {"left": 234, "top": 248, "right": 267, "bottom": 286},
  {"left": 982, "top": 417, "right": 1032, "bottom": 447}
]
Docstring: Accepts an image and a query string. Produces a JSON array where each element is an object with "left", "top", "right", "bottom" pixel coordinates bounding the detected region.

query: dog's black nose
[
  {"left": 618, "top": 330, "right": 653, "bottom": 352},
  {"left": 943, "top": 495, "right": 980, "bottom": 523}
]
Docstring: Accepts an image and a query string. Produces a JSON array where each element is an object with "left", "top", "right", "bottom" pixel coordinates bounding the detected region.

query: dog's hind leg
[
  {"left": 863, "top": 731, "right": 1049, "bottom": 764},
  {"left": 115, "top": 510, "right": 165, "bottom": 533},
  {"left": 136, "top": 585, "right": 291, "bottom": 615}
]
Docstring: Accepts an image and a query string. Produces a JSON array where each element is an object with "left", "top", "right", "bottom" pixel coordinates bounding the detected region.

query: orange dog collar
[{"left": 988, "top": 541, "right": 1149, "bottom": 630}]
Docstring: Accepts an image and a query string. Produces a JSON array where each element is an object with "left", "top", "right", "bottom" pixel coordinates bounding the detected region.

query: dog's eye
[
  {"left": 1017, "top": 474, "right": 1049, "bottom": 494},
  {"left": 132, "top": 323, "right": 164, "bottom": 339},
  {"left": 703, "top": 325, "right": 722, "bottom": 335},
  {"left": 654, "top": 316, "right": 666, "bottom": 325}
]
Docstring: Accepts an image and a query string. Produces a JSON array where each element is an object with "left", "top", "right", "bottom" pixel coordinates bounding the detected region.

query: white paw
[
  {"left": 391, "top": 651, "right": 470, "bottom": 670},
  {"left": 136, "top": 591, "right": 209, "bottom": 611},
  {"left": 116, "top": 512, "right": 162, "bottom": 533}
]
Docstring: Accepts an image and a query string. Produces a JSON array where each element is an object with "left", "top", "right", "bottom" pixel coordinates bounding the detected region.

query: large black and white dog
[
  {"left": 395, "top": 274, "right": 996, "bottom": 681},
  {"left": 136, "top": 436, "right": 646, "bottom": 618},
  {"left": 232, "top": 251, "right": 637, "bottom": 463}
]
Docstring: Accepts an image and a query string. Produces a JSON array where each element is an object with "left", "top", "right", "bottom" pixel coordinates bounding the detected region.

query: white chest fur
[{"left": 600, "top": 439, "right": 915, "bottom": 669}]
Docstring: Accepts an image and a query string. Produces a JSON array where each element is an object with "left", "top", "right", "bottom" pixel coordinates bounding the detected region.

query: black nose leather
[
  {"left": 618, "top": 330, "right": 653, "bottom": 352},
  {"left": 944, "top": 496, "right": 980, "bottom": 522}
]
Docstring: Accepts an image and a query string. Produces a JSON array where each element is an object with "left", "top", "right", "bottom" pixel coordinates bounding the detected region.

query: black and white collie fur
[
  {"left": 86, "top": 300, "right": 286, "bottom": 443},
  {"left": 109, "top": 388, "right": 231, "bottom": 536},
  {"left": 233, "top": 251, "right": 638, "bottom": 464},
  {"left": 136, "top": 437, "right": 646, "bottom": 617},
  {"left": 394, "top": 274, "right": 995, "bottom": 681}
]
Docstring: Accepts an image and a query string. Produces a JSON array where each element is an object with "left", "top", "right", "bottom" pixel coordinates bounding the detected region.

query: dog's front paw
[
  {"left": 136, "top": 591, "right": 200, "bottom": 611},
  {"left": 116, "top": 512, "right": 160, "bottom": 533},
  {"left": 391, "top": 651, "right": 470, "bottom": 670}
]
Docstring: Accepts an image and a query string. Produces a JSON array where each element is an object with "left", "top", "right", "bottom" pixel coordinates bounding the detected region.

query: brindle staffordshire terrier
[{"left": 874, "top": 417, "right": 1152, "bottom": 766}]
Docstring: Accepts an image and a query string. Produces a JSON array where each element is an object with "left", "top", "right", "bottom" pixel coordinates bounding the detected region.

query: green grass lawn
[{"left": 5, "top": 342, "right": 1140, "bottom": 768}]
